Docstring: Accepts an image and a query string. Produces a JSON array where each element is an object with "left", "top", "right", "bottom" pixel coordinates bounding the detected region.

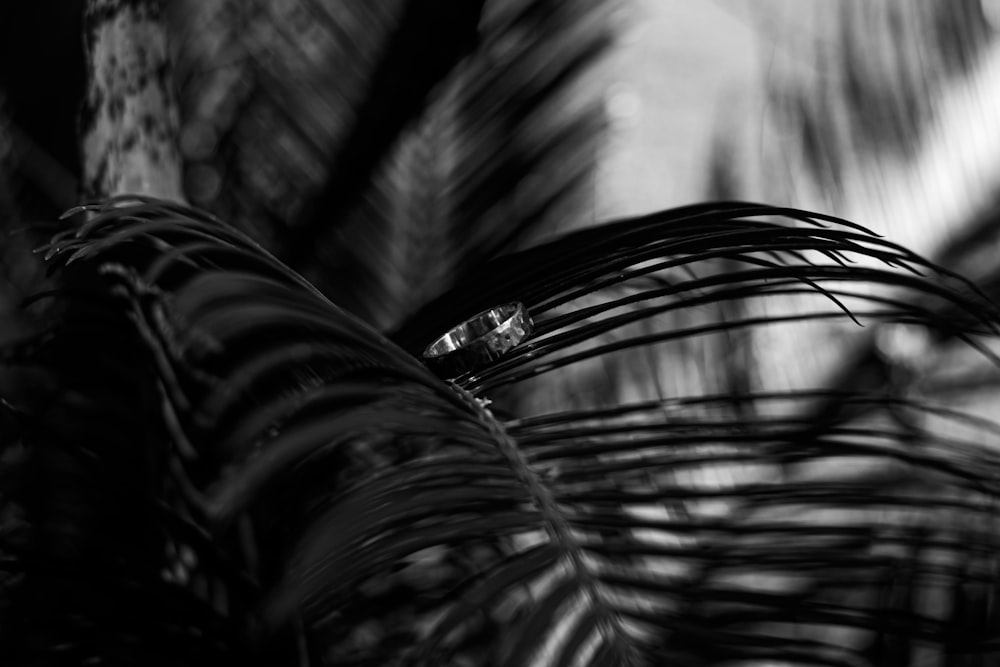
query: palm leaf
[
  {"left": 170, "top": 0, "right": 614, "bottom": 331},
  {"left": 284, "top": 0, "right": 488, "bottom": 262},
  {"left": 292, "top": 0, "right": 615, "bottom": 330},
  {"left": 7, "top": 196, "right": 1000, "bottom": 664}
]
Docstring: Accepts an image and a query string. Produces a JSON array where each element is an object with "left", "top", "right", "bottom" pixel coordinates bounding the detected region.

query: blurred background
[{"left": 3, "top": 0, "right": 1000, "bottom": 413}]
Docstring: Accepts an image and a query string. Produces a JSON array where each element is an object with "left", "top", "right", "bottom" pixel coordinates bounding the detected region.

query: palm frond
[
  {"left": 294, "top": 0, "right": 616, "bottom": 331},
  {"left": 394, "top": 202, "right": 999, "bottom": 414},
  {"left": 171, "top": 0, "right": 615, "bottom": 331},
  {"left": 284, "top": 0, "right": 488, "bottom": 262},
  {"left": 8, "top": 197, "right": 1000, "bottom": 664},
  {"left": 19, "top": 197, "right": 515, "bottom": 663},
  {"left": 704, "top": 1, "right": 995, "bottom": 260},
  {"left": 705, "top": 0, "right": 1000, "bottom": 466},
  {"left": 169, "top": 0, "right": 401, "bottom": 238}
]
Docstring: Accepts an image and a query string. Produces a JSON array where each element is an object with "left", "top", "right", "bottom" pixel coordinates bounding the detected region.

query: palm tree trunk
[{"left": 79, "top": 0, "right": 184, "bottom": 201}]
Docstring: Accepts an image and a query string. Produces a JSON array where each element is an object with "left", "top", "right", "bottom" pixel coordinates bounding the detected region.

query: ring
[{"left": 423, "top": 302, "right": 533, "bottom": 378}]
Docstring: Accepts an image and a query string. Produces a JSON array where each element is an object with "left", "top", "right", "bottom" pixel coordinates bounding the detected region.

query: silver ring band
[{"left": 423, "top": 302, "right": 533, "bottom": 378}]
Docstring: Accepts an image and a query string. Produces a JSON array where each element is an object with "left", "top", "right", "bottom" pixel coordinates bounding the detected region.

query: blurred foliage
[
  {"left": 0, "top": 0, "right": 612, "bottom": 332},
  {"left": 706, "top": 0, "right": 1000, "bottom": 430},
  {"left": 4, "top": 1, "right": 1000, "bottom": 665},
  {"left": 709, "top": 0, "right": 992, "bottom": 207},
  {"left": 167, "top": 0, "right": 612, "bottom": 330}
]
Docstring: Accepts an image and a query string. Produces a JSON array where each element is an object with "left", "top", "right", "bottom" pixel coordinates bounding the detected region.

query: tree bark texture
[{"left": 80, "top": 0, "right": 184, "bottom": 201}]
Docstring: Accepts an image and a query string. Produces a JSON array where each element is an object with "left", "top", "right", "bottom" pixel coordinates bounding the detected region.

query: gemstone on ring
[{"left": 422, "top": 302, "right": 533, "bottom": 378}]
